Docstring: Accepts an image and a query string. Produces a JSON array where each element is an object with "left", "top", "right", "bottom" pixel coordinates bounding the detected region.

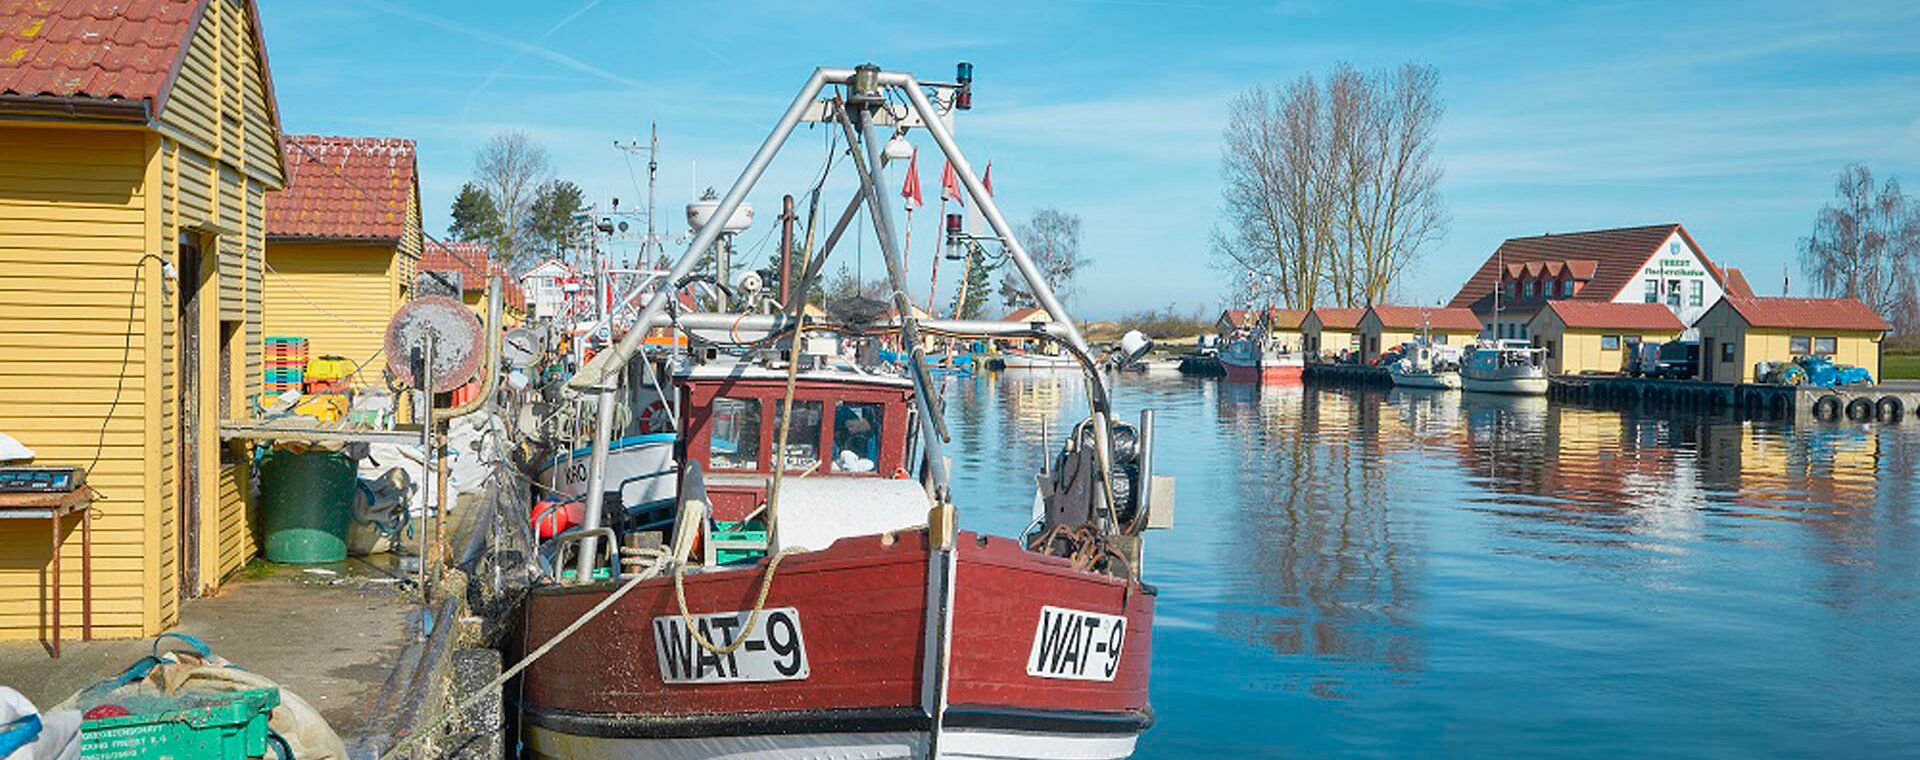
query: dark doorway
[
  {"left": 1702, "top": 338, "right": 1715, "bottom": 382},
  {"left": 176, "top": 234, "right": 202, "bottom": 597}
]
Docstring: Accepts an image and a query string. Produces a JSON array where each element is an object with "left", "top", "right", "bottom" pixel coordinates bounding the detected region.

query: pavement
[{"left": 0, "top": 556, "right": 418, "bottom": 742}]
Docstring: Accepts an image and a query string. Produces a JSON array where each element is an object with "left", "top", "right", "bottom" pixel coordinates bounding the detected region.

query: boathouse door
[
  {"left": 176, "top": 234, "right": 202, "bottom": 597},
  {"left": 1702, "top": 338, "right": 1715, "bottom": 381}
]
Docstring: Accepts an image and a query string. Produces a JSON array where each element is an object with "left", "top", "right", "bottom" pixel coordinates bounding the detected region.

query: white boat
[
  {"left": 1462, "top": 340, "right": 1549, "bottom": 396},
  {"left": 1388, "top": 343, "right": 1462, "bottom": 390},
  {"left": 997, "top": 350, "right": 1080, "bottom": 370}
]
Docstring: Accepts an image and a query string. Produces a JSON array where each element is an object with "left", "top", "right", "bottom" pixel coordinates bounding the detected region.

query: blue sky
[{"left": 260, "top": 0, "right": 1920, "bottom": 319}]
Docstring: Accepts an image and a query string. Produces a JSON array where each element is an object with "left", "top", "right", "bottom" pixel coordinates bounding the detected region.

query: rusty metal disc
[{"left": 384, "top": 296, "right": 484, "bottom": 392}]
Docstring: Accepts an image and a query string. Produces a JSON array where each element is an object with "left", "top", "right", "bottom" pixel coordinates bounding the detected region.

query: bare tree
[
  {"left": 1800, "top": 165, "right": 1920, "bottom": 332},
  {"left": 1000, "top": 208, "right": 1088, "bottom": 310},
  {"left": 1213, "top": 63, "right": 1448, "bottom": 309},
  {"left": 473, "top": 131, "right": 552, "bottom": 263}
]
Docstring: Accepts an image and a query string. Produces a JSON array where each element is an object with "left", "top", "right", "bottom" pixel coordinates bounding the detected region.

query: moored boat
[
  {"left": 1219, "top": 335, "right": 1303, "bottom": 383},
  {"left": 996, "top": 350, "right": 1081, "bottom": 370},
  {"left": 1462, "top": 340, "right": 1549, "bottom": 395},
  {"left": 1388, "top": 343, "right": 1463, "bottom": 390}
]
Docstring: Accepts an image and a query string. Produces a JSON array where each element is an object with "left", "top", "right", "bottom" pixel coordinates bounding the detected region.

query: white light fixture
[{"left": 884, "top": 133, "right": 914, "bottom": 162}]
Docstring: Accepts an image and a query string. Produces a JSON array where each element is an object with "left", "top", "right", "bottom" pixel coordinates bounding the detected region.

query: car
[{"left": 1647, "top": 341, "right": 1700, "bottom": 379}]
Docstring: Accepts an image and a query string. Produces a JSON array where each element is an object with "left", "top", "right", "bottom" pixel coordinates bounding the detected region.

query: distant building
[
  {"left": 519, "top": 259, "right": 575, "bottom": 320},
  {"left": 421, "top": 241, "right": 523, "bottom": 318},
  {"left": 1448, "top": 224, "right": 1746, "bottom": 340},
  {"left": 1215, "top": 309, "right": 1252, "bottom": 337},
  {"left": 265, "top": 136, "right": 422, "bottom": 383},
  {"left": 1525, "top": 302, "right": 1685, "bottom": 375},
  {"left": 1356, "top": 306, "right": 1482, "bottom": 363},
  {"left": 1693, "top": 297, "right": 1890, "bottom": 383},
  {"left": 1217, "top": 308, "right": 1306, "bottom": 352},
  {"left": 1301, "top": 307, "right": 1366, "bottom": 360}
]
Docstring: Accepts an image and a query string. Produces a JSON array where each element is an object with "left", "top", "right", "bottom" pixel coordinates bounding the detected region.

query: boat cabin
[{"left": 676, "top": 363, "right": 919, "bottom": 522}]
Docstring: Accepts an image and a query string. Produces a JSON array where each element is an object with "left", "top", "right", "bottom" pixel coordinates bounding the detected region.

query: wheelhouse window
[
  {"left": 1789, "top": 336, "right": 1811, "bottom": 355},
  {"left": 773, "top": 400, "right": 824, "bottom": 472},
  {"left": 709, "top": 397, "right": 762, "bottom": 470},
  {"left": 832, "top": 402, "right": 886, "bottom": 473},
  {"left": 1601, "top": 335, "right": 1621, "bottom": 351},
  {"left": 1814, "top": 336, "right": 1838, "bottom": 355}
]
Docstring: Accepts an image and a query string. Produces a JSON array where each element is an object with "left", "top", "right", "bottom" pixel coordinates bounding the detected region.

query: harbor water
[{"left": 943, "top": 370, "right": 1920, "bottom": 757}]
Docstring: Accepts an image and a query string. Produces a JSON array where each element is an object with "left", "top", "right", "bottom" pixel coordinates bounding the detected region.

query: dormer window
[
  {"left": 1523, "top": 280, "right": 1536, "bottom": 298},
  {"left": 1560, "top": 279, "right": 1575, "bottom": 298}
]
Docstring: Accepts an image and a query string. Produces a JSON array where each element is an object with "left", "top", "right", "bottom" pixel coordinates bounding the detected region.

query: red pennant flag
[
  {"left": 982, "top": 161, "right": 993, "bottom": 196},
  {"left": 941, "top": 160, "right": 964, "bottom": 206},
  {"left": 901, "top": 148, "right": 923, "bottom": 210}
]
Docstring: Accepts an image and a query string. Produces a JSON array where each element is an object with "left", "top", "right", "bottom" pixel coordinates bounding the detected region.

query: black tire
[
  {"left": 1813, "top": 395, "right": 1843, "bottom": 421},
  {"left": 1877, "top": 397, "right": 1904, "bottom": 425},
  {"left": 1845, "top": 397, "right": 1874, "bottom": 423}
]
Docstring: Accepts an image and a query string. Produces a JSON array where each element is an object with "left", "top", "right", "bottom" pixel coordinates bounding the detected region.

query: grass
[{"left": 1883, "top": 353, "right": 1920, "bottom": 381}]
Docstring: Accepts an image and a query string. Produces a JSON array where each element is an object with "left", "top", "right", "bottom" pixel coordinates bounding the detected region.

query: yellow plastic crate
[{"left": 305, "top": 355, "right": 353, "bottom": 381}]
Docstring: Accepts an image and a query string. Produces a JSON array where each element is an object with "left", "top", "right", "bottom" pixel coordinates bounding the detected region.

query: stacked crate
[{"left": 264, "top": 337, "right": 308, "bottom": 395}]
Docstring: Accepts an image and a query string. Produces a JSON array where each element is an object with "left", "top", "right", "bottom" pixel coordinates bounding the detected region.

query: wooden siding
[
  {"left": 263, "top": 242, "right": 402, "bottom": 381},
  {"left": 0, "top": 127, "right": 162, "bottom": 638}
]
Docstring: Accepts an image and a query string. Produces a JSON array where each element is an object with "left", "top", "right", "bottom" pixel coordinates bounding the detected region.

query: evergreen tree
[
  {"left": 525, "top": 180, "right": 588, "bottom": 263},
  {"left": 950, "top": 243, "right": 995, "bottom": 320},
  {"left": 449, "top": 183, "right": 502, "bottom": 242}
]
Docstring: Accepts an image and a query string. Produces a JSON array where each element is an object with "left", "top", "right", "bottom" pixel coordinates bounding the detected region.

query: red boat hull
[
  {"left": 518, "top": 530, "right": 1154, "bottom": 759},
  {"left": 1221, "top": 358, "right": 1302, "bottom": 383}
]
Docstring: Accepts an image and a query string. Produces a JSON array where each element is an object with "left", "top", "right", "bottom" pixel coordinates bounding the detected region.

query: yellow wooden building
[
  {"left": 1355, "top": 306, "right": 1482, "bottom": 363},
  {"left": 264, "top": 136, "right": 421, "bottom": 384},
  {"left": 1525, "top": 301, "right": 1683, "bottom": 375},
  {"left": 1693, "top": 296, "right": 1889, "bottom": 383},
  {"left": 1301, "top": 307, "right": 1364, "bottom": 360},
  {"left": 0, "top": 0, "right": 284, "bottom": 640}
]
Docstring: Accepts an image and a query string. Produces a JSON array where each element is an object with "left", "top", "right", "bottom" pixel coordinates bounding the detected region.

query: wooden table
[{"left": 0, "top": 488, "right": 93, "bottom": 657}]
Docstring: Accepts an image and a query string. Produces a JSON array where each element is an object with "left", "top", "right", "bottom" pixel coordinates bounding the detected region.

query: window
[
  {"left": 1433, "top": 333, "right": 1449, "bottom": 345},
  {"left": 773, "top": 400, "right": 824, "bottom": 472},
  {"left": 1644, "top": 279, "right": 1660, "bottom": 303},
  {"left": 1688, "top": 280, "right": 1704, "bottom": 308},
  {"left": 1624, "top": 335, "right": 1642, "bottom": 347},
  {"left": 709, "top": 397, "right": 762, "bottom": 470},
  {"left": 1523, "top": 280, "right": 1536, "bottom": 298},
  {"left": 1561, "top": 279, "right": 1576, "bottom": 298},
  {"left": 832, "top": 402, "right": 885, "bottom": 473},
  {"left": 1601, "top": 335, "right": 1621, "bottom": 351},
  {"left": 1789, "top": 336, "right": 1811, "bottom": 355},
  {"left": 1814, "top": 337, "right": 1838, "bottom": 355},
  {"left": 1506, "top": 281, "right": 1517, "bottom": 298},
  {"left": 1721, "top": 342, "right": 1736, "bottom": 363},
  {"left": 1666, "top": 280, "right": 1682, "bottom": 308}
]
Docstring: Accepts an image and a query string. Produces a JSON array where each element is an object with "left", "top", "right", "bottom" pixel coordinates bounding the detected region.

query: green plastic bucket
[
  {"left": 79, "top": 687, "right": 279, "bottom": 759},
  {"left": 259, "top": 449, "right": 355, "bottom": 564}
]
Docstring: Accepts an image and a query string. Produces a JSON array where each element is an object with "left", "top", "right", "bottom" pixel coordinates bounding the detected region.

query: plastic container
[
  {"left": 259, "top": 449, "right": 356, "bottom": 563},
  {"left": 79, "top": 687, "right": 278, "bottom": 759},
  {"left": 305, "top": 355, "right": 352, "bottom": 381},
  {"left": 711, "top": 520, "right": 769, "bottom": 565}
]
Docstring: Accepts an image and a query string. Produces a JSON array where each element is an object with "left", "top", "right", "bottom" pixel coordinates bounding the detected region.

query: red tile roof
[
  {"left": 1218, "top": 309, "right": 1251, "bottom": 328},
  {"left": 1448, "top": 224, "right": 1717, "bottom": 312},
  {"left": 1264, "top": 308, "right": 1308, "bottom": 330},
  {"left": 1723, "top": 267, "right": 1755, "bottom": 299},
  {"left": 0, "top": 0, "right": 199, "bottom": 104},
  {"left": 1366, "top": 305, "right": 1483, "bottom": 331},
  {"left": 1539, "top": 301, "right": 1684, "bottom": 332},
  {"left": 1308, "top": 307, "right": 1365, "bottom": 330},
  {"left": 1002, "top": 306, "right": 1050, "bottom": 323},
  {"left": 1716, "top": 296, "right": 1890, "bottom": 332},
  {"left": 266, "top": 135, "right": 417, "bottom": 241},
  {"left": 420, "top": 241, "right": 494, "bottom": 292}
]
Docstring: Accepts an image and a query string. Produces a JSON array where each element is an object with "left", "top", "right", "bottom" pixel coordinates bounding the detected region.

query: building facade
[
  {"left": 519, "top": 259, "right": 574, "bottom": 320},
  {"left": 1448, "top": 224, "right": 1742, "bottom": 340},
  {"left": 1301, "top": 307, "right": 1365, "bottom": 360},
  {"left": 263, "top": 136, "right": 422, "bottom": 383},
  {"left": 1356, "top": 306, "right": 1482, "bottom": 363},
  {"left": 1525, "top": 301, "right": 1685, "bottom": 375},
  {"left": 0, "top": 0, "right": 284, "bottom": 639},
  {"left": 1693, "top": 297, "right": 1889, "bottom": 383}
]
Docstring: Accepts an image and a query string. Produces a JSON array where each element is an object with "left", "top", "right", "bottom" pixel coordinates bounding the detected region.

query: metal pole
[
  {"left": 572, "top": 67, "right": 839, "bottom": 580},
  {"left": 844, "top": 106, "right": 951, "bottom": 497},
  {"left": 415, "top": 334, "right": 434, "bottom": 601},
  {"left": 779, "top": 194, "right": 796, "bottom": 306}
]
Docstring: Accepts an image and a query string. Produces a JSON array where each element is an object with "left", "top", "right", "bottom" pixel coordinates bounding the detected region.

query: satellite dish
[
  {"left": 686, "top": 199, "right": 754, "bottom": 233},
  {"left": 384, "top": 296, "right": 484, "bottom": 393}
]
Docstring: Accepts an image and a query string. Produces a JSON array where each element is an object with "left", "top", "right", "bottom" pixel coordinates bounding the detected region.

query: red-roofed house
[
  {"left": 1526, "top": 302, "right": 1686, "bottom": 375},
  {"left": 1695, "top": 296, "right": 1890, "bottom": 382},
  {"left": 0, "top": 0, "right": 285, "bottom": 638},
  {"left": 1448, "top": 224, "right": 1731, "bottom": 340},
  {"left": 1301, "top": 307, "right": 1366, "bottom": 359},
  {"left": 419, "top": 241, "right": 526, "bottom": 318},
  {"left": 1356, "top": 306, "right": 1483, "bottom": 363},
  {"left": 264, "top": 136, "right": 421, "bottom": 382}
]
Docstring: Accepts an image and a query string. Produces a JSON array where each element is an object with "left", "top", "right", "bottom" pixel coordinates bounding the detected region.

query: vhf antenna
[{"left": 613, "top": 123, "right": 661, "bottom": 266}]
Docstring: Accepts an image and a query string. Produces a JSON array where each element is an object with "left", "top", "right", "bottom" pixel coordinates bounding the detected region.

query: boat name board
[
  {"left": 1026, "top": 605, "right": 1126, "bottom": 682},
  {"left": 653, "top": 607, "right": 809, "bottom": 684}
]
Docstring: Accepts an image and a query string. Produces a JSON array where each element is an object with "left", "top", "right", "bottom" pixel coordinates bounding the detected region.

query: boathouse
[
  {"left": 1448, "top": 224, "right": 1740, "bottom": 339},
  {"left": 420, "top": 241, "right": 521, "bottom": 318},
  {"left": 1302, "top": 307, "right": 1365, "bottom": 360},
  {"left": 1693, "top": 296, "right": 1889, "bottom": 383},
  {"left": 1356, "top": 306, "right": 1482, "bottom": 363},
  {"left": 264, "top": 136, "right": 422, "bottom": 383},
  {"left": 0, "top": 0, "right": 284, "bottom": 640},
  {"left": 519, "top": 258, "right": 573, "bottom": 320},
  {"left": 1526, "top": 301, "right": 1684, "bottom": 375}
]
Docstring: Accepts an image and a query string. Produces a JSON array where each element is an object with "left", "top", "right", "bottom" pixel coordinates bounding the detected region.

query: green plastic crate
[
  {"left": 80, "top": 687, "right": 279, "bottom": 759},
  {"left": 712, "top": 520, "right": 769, "bottom": 565}
]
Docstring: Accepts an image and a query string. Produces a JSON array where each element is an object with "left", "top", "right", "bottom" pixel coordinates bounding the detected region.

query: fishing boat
[
  {"left": 1218, "top": 334, "right": 1303, "bottom": 383},
  {"left": 1389, "top": 343, "right": 1463, "bottom": 390},
  {"left": 1462, "top": 340, "right": 1549, "bottom": 396},
  {"left": 515, "top": 64, "right": 1172, "bottom": 760}
]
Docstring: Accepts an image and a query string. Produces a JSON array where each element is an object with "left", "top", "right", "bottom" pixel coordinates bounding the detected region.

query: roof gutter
[{"left": 0, "top": 95, "right": 150, "bottom": 125}]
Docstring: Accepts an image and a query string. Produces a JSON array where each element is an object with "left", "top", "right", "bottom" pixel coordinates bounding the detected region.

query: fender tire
[
  {"left": 1813, "top": 395, "right": 1843, "bottom": 421},
  {"left": 1876, "top": 396, "right": 1903, "bottom": 425}
]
